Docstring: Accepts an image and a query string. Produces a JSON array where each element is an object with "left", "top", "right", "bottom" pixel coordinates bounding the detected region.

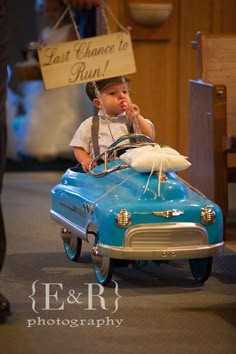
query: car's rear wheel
[
  {"left": 92, "top": 239, "right": 113, "bottom": 285},
  {"left": 189, "top": 256, "right": 213, "bottom": 283},
  {"left": 61, "top": 228, "right": 82, "bottom": 262}
]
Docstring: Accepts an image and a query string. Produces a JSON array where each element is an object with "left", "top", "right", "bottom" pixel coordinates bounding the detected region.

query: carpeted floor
[{"left": 0, "top": 172, "right": 235, "bottom": 354}]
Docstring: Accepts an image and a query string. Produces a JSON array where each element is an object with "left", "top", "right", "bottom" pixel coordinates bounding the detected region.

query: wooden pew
[{"left": 188, "top": 32, "right": 236, "bottom": 217}]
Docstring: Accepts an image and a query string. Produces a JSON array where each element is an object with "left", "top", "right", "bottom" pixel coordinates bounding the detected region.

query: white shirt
[{"left": 70, "top": 111, "right": 154, "bottom": 158}]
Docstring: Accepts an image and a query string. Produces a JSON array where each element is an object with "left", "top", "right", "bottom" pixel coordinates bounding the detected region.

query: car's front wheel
[
  {"left": 189, "top": 256, "right": 213, "bottom": 283},
  {"left": 91, "top": 238, "right": 113, "bottom": 285},
  {"left": 61, "top": 228, "right": 82, "bottom": 262}
]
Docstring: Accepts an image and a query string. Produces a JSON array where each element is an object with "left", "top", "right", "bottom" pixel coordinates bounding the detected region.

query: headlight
[
  {"left": 116, "top": 208, "right": 131, "bottom": 228},
  {"left": 200, "top": 206, "right": 216, "bottom": 225}
]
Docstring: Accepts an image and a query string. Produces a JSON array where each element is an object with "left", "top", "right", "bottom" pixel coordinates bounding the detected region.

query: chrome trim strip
[{"left": 60, "top": 202, "right": 85, "bottom": 217}]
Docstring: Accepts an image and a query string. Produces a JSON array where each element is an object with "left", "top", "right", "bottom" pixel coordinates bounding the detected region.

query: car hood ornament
[{"left": 152, "top": 209, "right": 184, "bottom": 218}]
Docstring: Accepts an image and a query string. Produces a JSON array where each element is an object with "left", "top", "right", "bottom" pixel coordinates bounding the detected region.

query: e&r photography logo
[{"left": 27, "top": 280, "right": 123, "bottom": 328}]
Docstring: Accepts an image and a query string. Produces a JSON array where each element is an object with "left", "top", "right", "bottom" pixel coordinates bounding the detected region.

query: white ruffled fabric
[{"left": 15, "top": 24, "right": 94, "bottom": 159}]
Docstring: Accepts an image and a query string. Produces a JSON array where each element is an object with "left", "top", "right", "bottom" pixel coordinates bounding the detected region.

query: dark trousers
[
  {"left": 0, "top": 2, "right": 96, "bottom": 270},
  {"left": 0, "top": 0, "right": 8, "bottom": 271}
]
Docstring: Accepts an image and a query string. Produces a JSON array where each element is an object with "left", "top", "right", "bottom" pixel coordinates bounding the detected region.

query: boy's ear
[{"left": 93, "top": 98, "right": 101, "bottom": 109}]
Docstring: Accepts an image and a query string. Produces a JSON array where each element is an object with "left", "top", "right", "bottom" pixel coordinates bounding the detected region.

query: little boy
[{"left": 70, "top": 76, "right": 155, "bottom": 172}]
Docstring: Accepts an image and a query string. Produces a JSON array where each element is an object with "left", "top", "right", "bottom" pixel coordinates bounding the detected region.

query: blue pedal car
[{"left": 50, "top": 134, "right": 224, "bottom": 285}]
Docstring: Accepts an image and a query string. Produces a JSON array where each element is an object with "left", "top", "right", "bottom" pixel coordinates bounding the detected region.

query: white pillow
[{"left": 120, "top": 145, "right": 191, "bottom": 172}]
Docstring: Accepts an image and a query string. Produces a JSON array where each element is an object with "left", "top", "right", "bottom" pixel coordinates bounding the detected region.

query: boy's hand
[
  {"left": 121, "top": 102, "right": 140, "bottom": 121},
  {"left": 81, "top": 157, "right": 97, "bottom": 172}
]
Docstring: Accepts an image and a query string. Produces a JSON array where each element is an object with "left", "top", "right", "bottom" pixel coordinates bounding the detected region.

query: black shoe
[{"left": 0, "top": 293, "right": 11, "bottom": 320}]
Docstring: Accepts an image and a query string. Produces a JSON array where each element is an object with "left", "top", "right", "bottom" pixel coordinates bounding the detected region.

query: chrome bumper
[{"left": 97, "top": 222, "right": 224, "bottom": 260}]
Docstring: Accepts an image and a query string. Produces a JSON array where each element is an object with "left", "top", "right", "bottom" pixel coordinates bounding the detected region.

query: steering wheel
[{"left": 88, "top": 134, "right": 154, "bottom": 177}]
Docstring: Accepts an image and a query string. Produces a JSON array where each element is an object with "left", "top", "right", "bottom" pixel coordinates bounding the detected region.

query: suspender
[
  {"left": 91, "top": 115, "right": 134, "bottom": 157},
  {"left": 91, "top": 116, "right": 100, "bottom": 158}
]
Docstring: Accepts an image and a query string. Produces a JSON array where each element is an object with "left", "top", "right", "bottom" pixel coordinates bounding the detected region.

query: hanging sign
[{"left": 37, "top": 31, "right": 136, "bottom": 89}]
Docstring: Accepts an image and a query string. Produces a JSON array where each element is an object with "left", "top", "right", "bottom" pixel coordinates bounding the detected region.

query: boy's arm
[
  {"left": 74, "top": 147, "right": 97, "bottom": 172},
  {"left": 124, "top": 103, "right": 155, "bottom": 140},
  {"left": 133, "top": 113, "right": 155, "bottom": 140}
]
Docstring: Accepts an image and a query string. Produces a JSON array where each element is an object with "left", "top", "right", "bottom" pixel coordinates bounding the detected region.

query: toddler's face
[{"left": 98, "top": 82, "right": 131, "bottom": 117}]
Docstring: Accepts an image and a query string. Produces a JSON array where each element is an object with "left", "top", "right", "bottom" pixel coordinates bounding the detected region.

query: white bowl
[{"left": 128, "top": 3, "right": 173, "bottom": 27}]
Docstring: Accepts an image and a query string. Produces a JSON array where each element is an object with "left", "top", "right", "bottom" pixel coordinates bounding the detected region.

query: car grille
[{"left": 124, "top": 223, "right": 208, "bottom": 249}]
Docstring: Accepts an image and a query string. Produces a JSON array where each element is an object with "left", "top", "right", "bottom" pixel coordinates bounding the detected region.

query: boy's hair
[{"left": 86, "top": 76, "right": 129, "bottom": 101}]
